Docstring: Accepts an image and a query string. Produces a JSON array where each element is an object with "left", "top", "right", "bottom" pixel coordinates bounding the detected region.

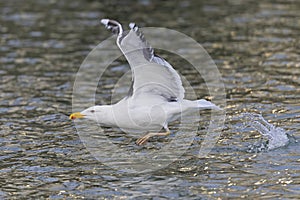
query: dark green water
[{"left": 0, "top": 0, "right": 299, "bottom": 198}]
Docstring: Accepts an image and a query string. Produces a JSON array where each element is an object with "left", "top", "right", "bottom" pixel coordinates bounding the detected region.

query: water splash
[{"left": 240, "top": 113, "right": 291, "bottom": 152}]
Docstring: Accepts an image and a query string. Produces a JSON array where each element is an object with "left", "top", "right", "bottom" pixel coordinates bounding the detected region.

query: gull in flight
[{"left": 70, "top": 19, "right": 221, "bottom": 145}]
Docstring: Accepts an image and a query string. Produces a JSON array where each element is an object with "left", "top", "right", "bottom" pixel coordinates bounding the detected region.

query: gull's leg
[{"left": 136, "top": 126, "right": 170, "bottom": 145}]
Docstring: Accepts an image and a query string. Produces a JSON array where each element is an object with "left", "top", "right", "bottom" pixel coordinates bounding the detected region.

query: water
[
  {"left": 240, "top": 113, "right": 293, "bottom": 152},
  {"left": 1, "top": 0, "right": 300, "bottom": 199}
]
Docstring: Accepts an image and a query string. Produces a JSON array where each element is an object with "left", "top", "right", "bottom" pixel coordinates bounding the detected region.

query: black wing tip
[
  {"left": 100, "top": 18, "right": 123, "bottom": 35},
  {"left": 100, "top": 19, "right": 110, "bottom": 26},
  {"left": 128, "top": 22, "right": 146, "bottom": 41},
  {"left": 129, "top": 22, "right": 138, "bottom": 31},
  {"left": 129, "top": 22, "right": 154, "bottom": 62}
]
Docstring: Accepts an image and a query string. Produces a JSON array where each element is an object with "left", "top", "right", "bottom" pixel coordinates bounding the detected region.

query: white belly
[
  {"left": 105, "top": 98, "right": 192, "bottom": 133},
  {"left": 111, "top": 103, "right": 168, "bottom": 132}
]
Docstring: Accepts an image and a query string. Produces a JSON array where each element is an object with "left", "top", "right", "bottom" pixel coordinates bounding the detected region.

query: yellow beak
[{"left": 69, "top": 112, "right": 85, "bottom": 120}]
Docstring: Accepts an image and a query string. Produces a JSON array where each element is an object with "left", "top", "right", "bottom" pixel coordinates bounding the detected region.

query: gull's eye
[{"left": 90, "top": 110, "right": 95, "bottom": 113}]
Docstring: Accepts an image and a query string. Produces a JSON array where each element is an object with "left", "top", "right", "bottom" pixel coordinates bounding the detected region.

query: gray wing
[{"left": 101, "top": 19, "right": 185, "bottom": 101}]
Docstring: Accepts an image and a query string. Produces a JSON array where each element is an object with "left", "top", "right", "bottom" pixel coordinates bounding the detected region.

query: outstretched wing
[{"left": 101, "top": 19, "right": 185, "bottom": 102}]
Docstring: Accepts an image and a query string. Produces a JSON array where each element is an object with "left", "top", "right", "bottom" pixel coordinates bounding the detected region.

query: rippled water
[{"left": 1, "top": 0, "right": 299, "bottom": 199}]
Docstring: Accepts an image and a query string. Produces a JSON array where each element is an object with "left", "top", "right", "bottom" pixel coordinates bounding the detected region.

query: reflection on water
[{"left": 0, "top": 0, "right": 299, "bottom": 199}]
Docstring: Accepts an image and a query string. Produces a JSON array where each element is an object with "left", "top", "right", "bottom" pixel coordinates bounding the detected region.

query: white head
[{"left": 69, "top": 106, "right": 105, "bottom": 122}]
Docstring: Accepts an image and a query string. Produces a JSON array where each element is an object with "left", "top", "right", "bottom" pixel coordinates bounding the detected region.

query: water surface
[{"left": 0, "top": 0, "right": 299, "bottom": 198}]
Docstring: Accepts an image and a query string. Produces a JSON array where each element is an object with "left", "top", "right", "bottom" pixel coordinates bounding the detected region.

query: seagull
[{"left": 70, "top": 19, "right": 221, "bottom": 145}]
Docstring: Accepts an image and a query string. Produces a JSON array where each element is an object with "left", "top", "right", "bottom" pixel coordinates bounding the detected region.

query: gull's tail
[{"left": 195, "top": 99, "right": 221, "bottom": 110}]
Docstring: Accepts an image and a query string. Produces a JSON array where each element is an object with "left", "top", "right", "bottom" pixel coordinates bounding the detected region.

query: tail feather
[{"left": 196, "top": 99, "right": 221, "bottom": 110}]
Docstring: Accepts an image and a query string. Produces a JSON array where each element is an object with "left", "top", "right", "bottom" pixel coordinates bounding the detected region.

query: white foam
[{"left": 241, "top": 113, "right": 289, "bottom": 150}]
